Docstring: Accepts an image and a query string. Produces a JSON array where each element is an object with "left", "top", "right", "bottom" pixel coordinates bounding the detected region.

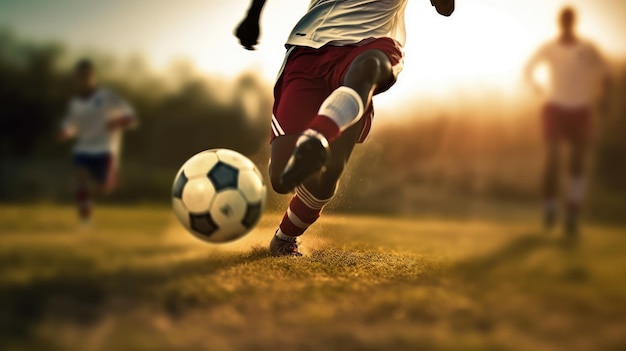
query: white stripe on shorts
[{"left": 271, "top": 115, "right": 286, "bottom": 137}]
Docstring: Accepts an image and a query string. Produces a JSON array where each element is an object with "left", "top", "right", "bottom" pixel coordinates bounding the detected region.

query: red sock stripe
[
  {"left": 308, "top": 115, "right": 341, "bottom": 143},
  {"left": 290, "top": 195, "right": 322, "bottom": 224},
  {"left": 295, "top": 186, "right": 330, "bottom": 210},
  {"left": 279, "top": 212, "right": 307, "bottom": 237},
  {"left": 278, "top": 193, "right": 329, "bottom": 237}
]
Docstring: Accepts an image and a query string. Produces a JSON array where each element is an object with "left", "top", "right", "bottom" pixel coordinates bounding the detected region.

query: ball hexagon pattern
[
  {"left": 172, "top": 149, "right": 267, "bottom": 243},
  {"left": 208, "top": 162, "right": 239, "bottom": 191}
]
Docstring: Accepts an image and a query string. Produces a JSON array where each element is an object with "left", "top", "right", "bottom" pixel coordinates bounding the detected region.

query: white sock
[
  {"left": 275, "top": 229, "right": 296, "bottom": 241},
  {"left": 318, "top": 86, "right": 364, "bottom": 131}
]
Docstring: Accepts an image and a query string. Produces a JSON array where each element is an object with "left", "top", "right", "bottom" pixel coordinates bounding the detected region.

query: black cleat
[
  {"left": 280, "top": 130, "right": 329, "bottom": 192},
  {"left": 270, "top": 234, "right": 303, "bottom": 257}
]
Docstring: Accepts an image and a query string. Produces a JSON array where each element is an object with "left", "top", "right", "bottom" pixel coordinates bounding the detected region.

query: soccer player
[
  {"left": 525, "top": 7, "right": 612, "bottom": 237},
  {"left": 59, "top": 59, "right": 137, "bottom": 224},
  {"left": 236, "top": 0, "right": 454, "bottom": 256}
]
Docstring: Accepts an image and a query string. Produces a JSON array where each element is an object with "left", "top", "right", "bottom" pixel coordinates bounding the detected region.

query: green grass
[{"left": 1, "top": 205, "right": 625, "bottom": 351}]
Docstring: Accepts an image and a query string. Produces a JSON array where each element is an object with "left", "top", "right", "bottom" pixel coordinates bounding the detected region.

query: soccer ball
[{"left": 171, "top": 149, "right": 267, "bottom": 243}]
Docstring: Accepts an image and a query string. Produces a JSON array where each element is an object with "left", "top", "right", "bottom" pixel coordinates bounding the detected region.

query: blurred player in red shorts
[
  {"left": 59, "top": 59, "right": 137, "bottom": 225},
  {"left": 236, "top": 0, "right": 454, "bottom": 256},
  {"left": 525, "top": 7, "right": 612, "bottom": 237}
]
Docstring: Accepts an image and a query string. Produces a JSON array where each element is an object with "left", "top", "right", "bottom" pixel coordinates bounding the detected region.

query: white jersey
[
  {"left": 526, "top": 39, "right": 609, "bottom": 108},
  {"left": 61, "top": 87, "right": 136, "bottom": 155},
  {"left": 286, "top": 0, "right": 409, "bottom": 49}
]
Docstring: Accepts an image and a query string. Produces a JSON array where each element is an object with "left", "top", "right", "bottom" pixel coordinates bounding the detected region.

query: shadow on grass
[
  {"left": 0, "top": 246, "right": 271, "bottom": 344},
  {"left": 457, "top": 234, "right": 553, "bottom": 271},
  {"left": 452, "top": 233, "right": 585, "bottom": 279}
]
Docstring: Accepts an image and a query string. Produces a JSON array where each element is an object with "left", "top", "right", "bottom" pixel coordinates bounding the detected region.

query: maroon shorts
[
  {"left": 542, "top": 103, "right": 592, "bottom": 145},
  {"left": 272, "top": 37, "right": 404, "bottom": 143}
]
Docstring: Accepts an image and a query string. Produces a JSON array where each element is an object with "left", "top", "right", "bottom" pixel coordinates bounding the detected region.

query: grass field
[{"left": 1, "top": 205, "right": 625, "bottom": 351}]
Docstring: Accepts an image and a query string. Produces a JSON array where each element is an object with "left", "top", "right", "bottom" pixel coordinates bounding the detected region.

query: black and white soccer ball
[{"left": 172, "top": 149, "right": 267, "bottom": 243}]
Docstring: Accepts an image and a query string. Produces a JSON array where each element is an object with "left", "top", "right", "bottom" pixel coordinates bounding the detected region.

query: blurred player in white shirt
[
  {"left": 235, "top": 0, "right": 454, "bottom": 256},
  {"left": 525, "top": 7, "right": 612, "bottom": 237},
  {"left": 59, "top": 59, "right": 137, "bottom": 223}
]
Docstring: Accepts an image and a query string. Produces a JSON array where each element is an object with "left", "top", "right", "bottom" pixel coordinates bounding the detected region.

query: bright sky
[{"left": 1, "top": 0, "right": 625, "bottom": 104}]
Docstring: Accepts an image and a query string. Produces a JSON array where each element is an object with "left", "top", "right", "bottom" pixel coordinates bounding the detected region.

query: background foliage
[{"left": 1, "top": 30, "right": 624, "bottom": 221}]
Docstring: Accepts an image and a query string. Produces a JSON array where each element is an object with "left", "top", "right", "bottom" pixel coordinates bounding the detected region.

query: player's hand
[
  {"left": 235, "top": 17, "right": 260, "bottom": 50},
  {"left": 107, "top": 119, "right": 120, "bottom": 131},
  {"left": 58, "top": 130, "right": 72, "bottom": 142},
  {"left": 431, "top": 0, "right": 454, "bottom": 16},
  {"left": 107, "top": 117, "right": 133, "bottom": 131}
]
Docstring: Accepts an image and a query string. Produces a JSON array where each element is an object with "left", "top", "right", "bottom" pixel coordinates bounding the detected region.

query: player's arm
[
  {"left": 592, "top": 44, "right": 613, "bottom": 114},
  {"left": 597, "top": 75, "right": 613, "bottom": 116},
  {"left": 58, "top": 128, "right": 74, "bottom": 141},
  {"left": 58, "top": 102, "right": 77, "bottom": 141},
  {"left": 107, "top": 115, "right": 136, "bottom": 131},
  {"left": 235, "top": 0, "right": 267, "bottom": 50},
  {"left": 431, "top": 0, "right": 454, "bottom": 16},
  {"left": 106, "top": 91, "right": 138, "bottom": 131},
  {"left": 524, "top": 45, "right": 547, "bottom": 96}
]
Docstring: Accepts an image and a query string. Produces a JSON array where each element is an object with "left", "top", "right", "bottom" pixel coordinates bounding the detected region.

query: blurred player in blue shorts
[{"left": 59, "top": 59, "right": 137, "bottom": 224}]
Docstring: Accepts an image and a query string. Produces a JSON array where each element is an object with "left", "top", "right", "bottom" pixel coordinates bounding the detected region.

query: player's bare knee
[
  {"left": 355, "top": 54, "right": 382, "bottom": 72},
  {"left": 351, "top": 56, "right": 382, "bottom": 83},
  {"left": 348, "top": 51, "right": 391, "bottom": 85}
]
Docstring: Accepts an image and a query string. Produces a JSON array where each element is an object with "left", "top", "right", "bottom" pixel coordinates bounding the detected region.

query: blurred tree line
[
  {"left": 1, "top": 29, "right": 625, "bottom": 222},
  {"left": 337, "top": 72, "right": 626, "bottom": 222},
  {"left": 0, "top": 30, "right": 274, "bottom": 204}
]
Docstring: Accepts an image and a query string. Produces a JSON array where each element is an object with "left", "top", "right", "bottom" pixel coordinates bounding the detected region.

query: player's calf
[
  {"left": 75, "top": 187, "right": 92, "bottom": 223},
  {"left": 271, "top": 185, "right": 334, "bottom": 256}
]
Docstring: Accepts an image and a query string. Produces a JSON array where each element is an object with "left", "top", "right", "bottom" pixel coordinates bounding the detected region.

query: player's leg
[
  {"left": 269, "top": 42, "right": 401, "bottom": 255},
  {"left": 270, "top": 118, "right": 364, "bottom": 256},
  {"left": 102, "top": 153, "right": 118, "bottom": 195},
  {"left": 541, "top": 104, "right": 563, "bottom": 231},
  {"left": 74, "top": 153, "right": 114, "bottom": 224},
  {"left": 280, "top": 49, "right": 394, "bottom": 191},
  {"left": 561, "top": 107, "right": 591, "bottom": 238},
  {"left": 542, "top": 140, "right": 560, "bottom": 230},
  {"left": 268, "top": 61, "right": 332, "bottom": 255},
  {"left": 564, "top": 141, "right": 587, "bottom": 237},
  {"left": 88, "top": 153, "right": 113, "bottom": 197},
  {"left": 564, "top": 106, "right": 592, "bottom": 237},
  {"left": 73, "top": 156, "right": 93, "bottom": 224}
]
